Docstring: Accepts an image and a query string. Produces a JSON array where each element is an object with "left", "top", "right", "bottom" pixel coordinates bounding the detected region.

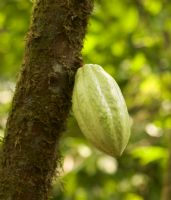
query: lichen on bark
[{"left": 0, "top": 0, "right": 93, "bottom": 199}]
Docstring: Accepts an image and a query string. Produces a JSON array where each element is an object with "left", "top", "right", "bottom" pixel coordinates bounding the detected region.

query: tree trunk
[
  {"left": 162, "top": 136, "right": 171, "bottom": 200},
  {"left": 0, "top": 0, "right": 93, "bottom": 199}
]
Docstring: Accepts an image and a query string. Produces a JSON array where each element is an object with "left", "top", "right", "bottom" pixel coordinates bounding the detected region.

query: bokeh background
[{"left": 1, "top": 0, "right": 171, "bottom": 199}]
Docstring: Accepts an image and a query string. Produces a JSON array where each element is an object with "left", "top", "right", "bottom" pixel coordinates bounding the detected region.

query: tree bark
[
  {"left": 162, "top": 136, "right": 171, "bottom": 200},
  {"left": 0, "top": 0, "right": 93, "bottom": 199}
]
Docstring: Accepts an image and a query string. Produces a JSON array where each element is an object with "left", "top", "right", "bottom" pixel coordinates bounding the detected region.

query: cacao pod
[{"left": 72, "top": 64, "right": 131, "bottom": 157}]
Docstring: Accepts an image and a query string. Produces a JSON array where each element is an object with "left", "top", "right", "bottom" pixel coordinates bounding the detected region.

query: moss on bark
[{"left": 0, "top": 0, "right": 93, "bottom": 199}]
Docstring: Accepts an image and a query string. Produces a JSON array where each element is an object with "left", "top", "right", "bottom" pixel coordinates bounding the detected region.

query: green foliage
[
  {"left": 0, "top": 0, "right": 31, "bottom": 78},
  {"left": 0, "top": 0, "right": 171, "bottom": 199}
]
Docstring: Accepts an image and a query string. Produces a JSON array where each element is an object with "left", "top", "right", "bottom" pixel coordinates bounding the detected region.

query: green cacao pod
[{"left": 72, "top": 64, "right": 131, "bottom": 157}]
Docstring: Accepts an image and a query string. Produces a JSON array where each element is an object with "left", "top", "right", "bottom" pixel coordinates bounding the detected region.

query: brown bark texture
[
  {"left": 0, "top": 0, "right": 93, "bottom": 199},
  {"left": 162, "top": 137, "right": 171, "bottom": 200}
]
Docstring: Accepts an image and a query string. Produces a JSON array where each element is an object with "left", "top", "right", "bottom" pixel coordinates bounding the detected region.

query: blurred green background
[{"left": 0, "top": 0, "right": 171, "bottom": 199}]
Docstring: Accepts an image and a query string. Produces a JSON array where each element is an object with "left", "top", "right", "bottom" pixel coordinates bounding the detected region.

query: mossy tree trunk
[{"left": 0, "top": 0, "right": 93, "bottom": 199}]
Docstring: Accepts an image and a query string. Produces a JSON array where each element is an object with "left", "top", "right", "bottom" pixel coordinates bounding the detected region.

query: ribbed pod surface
[{"left": 72, "top": 64, "right": 131, "bottom": 157}]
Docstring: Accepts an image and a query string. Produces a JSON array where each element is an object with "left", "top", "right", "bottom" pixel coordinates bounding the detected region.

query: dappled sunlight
[
  {"left": 97, "top": 156, "right": 118, "bottom": 174},
  {"left": 0, "top": 81, "right": 14, "bottom": 138},
  {"left": 145, "top": 123, "right": 163, "bottom": 137},
  {"left": 1, "top": 0, "right": 171, "bottom": 199},
  {"left": 0, "top": 89, "right": 12, "bottom": 104}
]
